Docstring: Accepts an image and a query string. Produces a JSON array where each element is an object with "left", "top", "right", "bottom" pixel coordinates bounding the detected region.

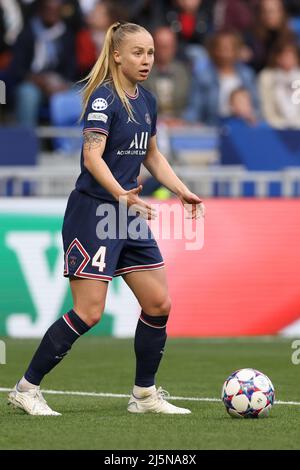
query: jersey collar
[{"left": 124, "top": 86, "right": 139, "bottom": 100}]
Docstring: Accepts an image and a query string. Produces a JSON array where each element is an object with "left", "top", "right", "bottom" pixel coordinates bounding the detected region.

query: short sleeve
[
  {"left": 150, "top": 94, "right": 158, "bottom": 137},
  {"left": 83, "top": 86, "right": 115, "bottom": 137}
]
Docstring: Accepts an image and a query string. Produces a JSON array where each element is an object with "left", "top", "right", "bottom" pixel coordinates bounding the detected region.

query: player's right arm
[
  {"left": 83, "top": 131, "right": 126, "bottom": 199},
  {"left": 83, "top": 131, "right": 156, "bottom": 219}
]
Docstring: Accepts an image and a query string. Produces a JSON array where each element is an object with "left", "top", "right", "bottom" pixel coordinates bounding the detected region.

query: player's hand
[
  {"left": 178, "top": 190, "right": 205, "bottom": 219},
  {"left": 120, "top": 185, "right": 157, "bottom": 220}
]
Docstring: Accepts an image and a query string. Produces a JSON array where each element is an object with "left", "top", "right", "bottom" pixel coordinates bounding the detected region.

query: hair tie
[{"left": 113, "top": 22, "right": 121, "bottom": 31}]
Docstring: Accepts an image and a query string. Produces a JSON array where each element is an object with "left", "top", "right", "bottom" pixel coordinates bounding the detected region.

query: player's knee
[
  {"left": 86, "top": 305, "right": 104, "bottom": 327},
  {"left": 75, "top": 301, "right": 105, "bottom": 327},
  {"left": 159, "top": 296, "right": 172, "bottom": 316},
  {"left": 147, "top": 296, "right": 171, "bottom": 316}
]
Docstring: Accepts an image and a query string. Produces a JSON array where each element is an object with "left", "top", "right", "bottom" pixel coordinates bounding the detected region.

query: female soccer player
[{"left": 8, "top": 22, "right": 204, "bottom": 416}]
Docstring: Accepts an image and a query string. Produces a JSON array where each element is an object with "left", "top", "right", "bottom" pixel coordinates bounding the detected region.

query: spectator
[
  {"left": 285, "top": 0, "right": 300, "bottom": 43},
  {"left": 245, "top": 0, "right": 296, "bottom": 72},
  {"left": 77, "top": 0, "right": 98, "bottom": 15},
  {"left": 17, "top": 0, "right": 83, "bottom": 31},
  {"left": 10, "top": 0, "right": 76, "bottom": 126},
  {"left": 229, "top": 87, "right": 258, "bottom": 125},
  {"left": 184, "top": 30, "right": 260, "bottom": 125},
  {"left": 76, "top": 0, "right": 126, "bottom": 79},
  {"left": 258, "top": 40, "right": 300, "bottom": 129},
  {"left": 17, "top": 0, "right": 38, "bottom": 22},
  {"left": 144, "top": 26, "right": 190, "bottom": 121},
  {"left": 60, "top": 0, "right": 83, "bottom": 33},
  {"left": 0, "top": 0, "right": 23, "bottom": 71},
  {"left": 163, "top": 0, "right": 214, "bottom": 60},
  {"left": 127, "top": 0, "right": 166, "bottom": 31},
  {"left": 213, "top": 0, "right": 255, "bottom": 33},
  {"left": 284, "top": 0, "right": 300, "bottom": 17}
]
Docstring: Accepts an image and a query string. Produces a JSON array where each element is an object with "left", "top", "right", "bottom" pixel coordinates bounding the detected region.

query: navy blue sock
[
  {"left": 134, "top": 310, "right": 169, "bottom": 387},
  {"left": 24, "top": 310, "right": 90, "bottom": 386}
]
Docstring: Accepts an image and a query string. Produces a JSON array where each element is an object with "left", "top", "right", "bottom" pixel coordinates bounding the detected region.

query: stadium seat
[
  {"left": 219, "top": 119, "right": 300, "bottom": 196},
  {"left": 0, "top": 127, "right": 39, "bottom": 195},
  {"left": 0, "top": 127, "right": 38, "bottom": 166},
  {"left": 169, "top": 129, "right": 218, "bottom": 165},
  {"left": 220, "top": 119, "right": 300, "bottom": 170},
  {"left": 49, "top": 89, "right": 83, "bottom": 153}
]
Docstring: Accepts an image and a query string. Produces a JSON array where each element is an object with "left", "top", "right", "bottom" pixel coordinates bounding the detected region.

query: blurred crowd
[{"left": 0, "top": 0, "right": 300, "bottom": 130}]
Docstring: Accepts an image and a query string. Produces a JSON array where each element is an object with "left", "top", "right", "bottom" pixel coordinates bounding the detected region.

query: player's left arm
[{"left": 143, "top": 135, "right": 205, "bottom": 218}]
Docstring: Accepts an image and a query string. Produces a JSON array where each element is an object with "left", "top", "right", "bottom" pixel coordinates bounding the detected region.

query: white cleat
[
  {"left": 8, "top": 385, "right": 61, "bottom": 416},
  {"left": 127, "top": 386, "right": 191, "bottom": 415}
]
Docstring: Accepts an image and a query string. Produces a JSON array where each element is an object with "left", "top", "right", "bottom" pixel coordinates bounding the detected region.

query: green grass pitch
[{"left": 0, "top": 337, "right": 299, "bottom": 450}]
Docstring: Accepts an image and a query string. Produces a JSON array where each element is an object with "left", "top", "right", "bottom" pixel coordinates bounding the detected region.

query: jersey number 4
[{"left": 92, "top": 246, "right": 107, "bottom": 272}]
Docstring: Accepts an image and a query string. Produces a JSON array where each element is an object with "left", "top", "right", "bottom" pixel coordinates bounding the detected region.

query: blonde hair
[{"left": 80, "top": 22, "right": 149, "bottom": 122}]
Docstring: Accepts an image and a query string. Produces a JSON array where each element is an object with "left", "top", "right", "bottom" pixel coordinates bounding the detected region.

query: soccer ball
[{"left": 222, "top": 368, "right": 275, "bottom": 418}]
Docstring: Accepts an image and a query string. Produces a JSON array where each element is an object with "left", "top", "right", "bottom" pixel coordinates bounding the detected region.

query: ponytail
[{"left": 80, "top": 22, "right": 148, "bottom": 122}]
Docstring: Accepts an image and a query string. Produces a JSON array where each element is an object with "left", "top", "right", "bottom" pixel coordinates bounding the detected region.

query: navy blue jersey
[{"left": 76, "top": 81, "right": 157, "bottom": 201}]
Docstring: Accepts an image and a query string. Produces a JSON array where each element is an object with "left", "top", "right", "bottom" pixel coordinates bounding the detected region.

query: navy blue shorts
[{"left": 62, "top": 190, "right": 164, "bottom": 282}]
